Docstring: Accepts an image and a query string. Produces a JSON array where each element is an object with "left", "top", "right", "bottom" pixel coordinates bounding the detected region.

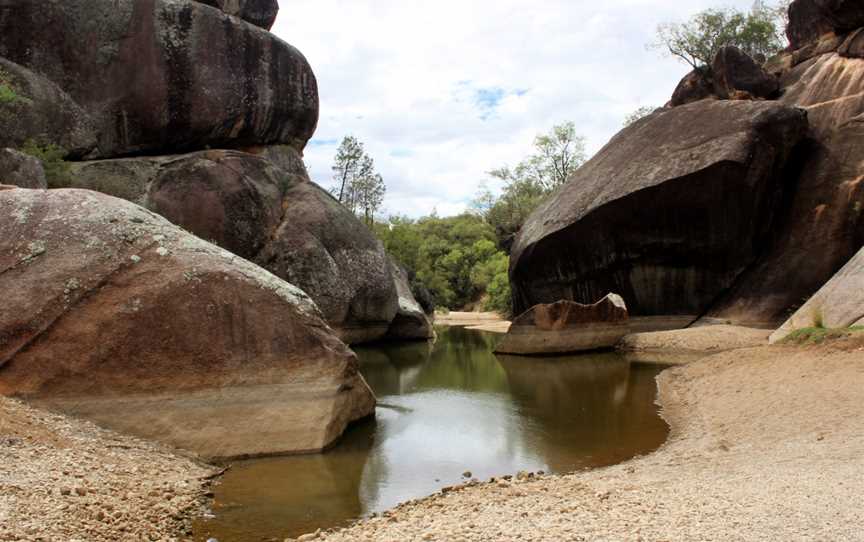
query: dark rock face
[
  {"left": 839, "top": 28, "right": 864, "bottom": 58},
  {"left": 510, "top": 100, "right": 808, "bottom": 323},
  {"left": 495, "top": 294, "right": 629, "bottom": 355},
  {"left": 255, "top": 182, "right": 399, "bottom": 345},
  {"left": 0, "top": 58, "right": 96, "bottom": 158},
  {"left": 196, "top": 0, "right": 279, "bottom": 30},
  {"left": 0, "top": 0, "right": 318, "bottom": 158},
  {"left": 0, "top": 188, "right": 375, "bottom": 458},
  {"left": 670, "top": 69, "right": 714, "bottom": 107},
  {"left": 787, "top": 0, "right": 836, "bottom": 49},
  {"left": 707, "top": 52, "right": 864, "bottom": 325},
  {"left": 0, "top": 149, "right": 46, "bottom": 189},
  {"left": 815, "top": 0, "right": 864, "bottom": 33},
  {"left": 386, "top": 260, "right": 434, "bottom": 341},
  {"left": 712, "top": 46, "right": 779, "bottom": 100}
]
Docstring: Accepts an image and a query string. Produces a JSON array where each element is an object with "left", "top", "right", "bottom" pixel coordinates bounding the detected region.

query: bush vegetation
[
  {"left": 20, "top": 140, "right": 72, "bottom": 188},
  {"left": 783, "top": 326, "right": 864, "bottom": 345}
]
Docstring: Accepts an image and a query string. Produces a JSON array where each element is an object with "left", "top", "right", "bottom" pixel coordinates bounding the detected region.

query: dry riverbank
[
  {"left": 308, "top": 337, "right": 864, "bottom": 542},
  {"left": 435, "top": 312, "right": 511, "bottom": 334},
  {"left": 0, "top": 396, "right": 218, "bottom": 541}
]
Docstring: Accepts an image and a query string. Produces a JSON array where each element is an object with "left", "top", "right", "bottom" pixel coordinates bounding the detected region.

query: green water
[{"left": 194, "top": 326, "right": 669, "bottom": 541}]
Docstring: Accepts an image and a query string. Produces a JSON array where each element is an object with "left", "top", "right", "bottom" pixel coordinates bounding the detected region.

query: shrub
[
  {"left": 20, "top": 140, "right": 72, "bottom": 188},
  {"left": 782, "top": 326, "right": 864, "bottom": 345}
]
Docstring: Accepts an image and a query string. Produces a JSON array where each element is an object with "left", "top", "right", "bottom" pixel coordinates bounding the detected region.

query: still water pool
[{"left": 194, "top": 326, "right": 669, "bottom": 541}]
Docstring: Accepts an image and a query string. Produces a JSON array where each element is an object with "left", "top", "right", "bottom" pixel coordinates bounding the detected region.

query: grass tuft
[{"left": 782, "top": 326, "right": 864, "bottom": 345}]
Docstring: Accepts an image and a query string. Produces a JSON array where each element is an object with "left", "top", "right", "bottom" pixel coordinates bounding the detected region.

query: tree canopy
[{"left": 654, "top": 2, "right": 788, "bottom": 72}]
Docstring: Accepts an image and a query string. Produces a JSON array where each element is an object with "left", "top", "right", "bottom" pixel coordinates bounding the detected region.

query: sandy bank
[
  {"left": 0, "top": 396, "right": 218, "bottom": 541},
  {"left": 435, "top": 312, "right": 511, "bottom": 334},
  {"left": 619, "top": 325, "right": 772, "bottom": 364},
  {"left": 309, "top": 337, "right": 864, "bottom": 542}
]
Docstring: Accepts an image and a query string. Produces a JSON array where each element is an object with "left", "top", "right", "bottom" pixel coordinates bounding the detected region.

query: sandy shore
[
  {"left": 619, "top": 325, "right": 772, "bottom": 364},
  {"left": 0, "top": 396, "right": 218, "bottom": 541},
  {"left": 435, "top": 312, "right": 511, "bottom": 334},
  {"left": 308, "top": 336, "right": 864, "bottom": 542}
]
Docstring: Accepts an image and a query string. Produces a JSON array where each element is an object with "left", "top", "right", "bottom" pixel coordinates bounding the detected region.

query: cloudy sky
[{"left": 273, "top": 0, "right": 757, "bottom": 218}]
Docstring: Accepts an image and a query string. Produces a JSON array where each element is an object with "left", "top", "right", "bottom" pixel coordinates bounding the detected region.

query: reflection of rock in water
[
  {"left": 357, "top": 340, "right": 433, "bottom": 396},
  {"left": 497, "top": 353, "right": 669, "bottom": 473},
  {"left": 195, "top": 420, "right": 377, "bottom": 540}
]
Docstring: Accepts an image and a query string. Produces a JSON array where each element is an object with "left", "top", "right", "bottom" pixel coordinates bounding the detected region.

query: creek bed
[{"left": 194, "top": 326, "right": 669, "bottom": 541}]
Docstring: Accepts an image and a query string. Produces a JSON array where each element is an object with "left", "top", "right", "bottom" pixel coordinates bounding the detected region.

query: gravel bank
[
  {"left": 0, "top": 396, "right": 218, "bottom": 541},
  {"left": 308, "top": 338, "right": 864, "bottom": 542}
]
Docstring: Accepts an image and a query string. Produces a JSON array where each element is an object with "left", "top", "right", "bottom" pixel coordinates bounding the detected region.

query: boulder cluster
[
  {"left": 510, "top": 0, "right": 864, "bottom": 335},
  {"left": 0, "top": 0, "right": 431, "bottom": 457}
]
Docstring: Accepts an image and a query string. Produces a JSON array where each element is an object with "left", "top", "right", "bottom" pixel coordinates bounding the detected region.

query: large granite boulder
[
  {"left": 66, "top": 150, "right": 288, "bottom": 260},
  {"left": 510, "top": 100, "right": 808, "bottom": 327},
  {"left": 67, "top": 149, "right": 401, "bottom": 344},
  {"left": 495, "top": 294, "right": 629, "bottom": 356},
  {"left": 815, "top": 0, "right": 864, "bottom": 34},
  {"left": 255, "top": 182, "right": 399, "bottom": 345},
  {"left": 0, "top": 58, "right": 96, "bottom": 158},
  {"left": 770, "top": 247, "right": 864, "bottom": 343},
  {"left": 707, "top": 52, "right": 864, "bottom": 325},
  {"left": 0, "top": 0, "right": 318, "bottom": 158},
  {"left": 0, "top": 187, "right": 375, "bottom": 459},
  {"left": 196, "top": 0, "right": 279, "bottom": 30},
  {"left": 0, "top": 149, "right": 46, "bottom": 189},
  {"left": 712, "top": 46, "right": 779, "bottom": 100},
  {"left": 385, "top": 259, "right": 435, "bottom": 341},
  {"left": 670, "top": 69, "right": 715, "bottom": 107}
]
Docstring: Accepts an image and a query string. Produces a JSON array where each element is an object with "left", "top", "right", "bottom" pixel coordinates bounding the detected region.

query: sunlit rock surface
[
  {"left": 495, "top": 295, "right": 629, "bottom": 355},
  {"left": 770, "top": 247, "right": 864, "bottom": 342},
  {"left": 0, "top": 187, "right": 375, "bottom": 459}
]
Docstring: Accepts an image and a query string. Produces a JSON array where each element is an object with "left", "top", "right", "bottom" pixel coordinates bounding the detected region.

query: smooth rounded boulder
[
  {"left": 0, "top": 148, "right": 46, "bottom": 189},
  {"left": 712, "top": 46, "right": 779, "bottom": 100},
  {"left": 670, "top": 69, "right": 714, "bottom": 107},
  {"left": 0, "top": 187, "right": 375, "bottom": 459},
  {"left": 385, "top": 259, "right": 435, "bottom": 341},
  {"left": 510, "top": 100, "right": 808, "bottom": 327},
  {"left": 0, "top": 0, "right": 318, "bottom": 158},
  {"left": 0, "top": 58, "right": 97, "bottom": 158},
  {"left": 255, "top": 182, "right": 400, "bottom": 345}
]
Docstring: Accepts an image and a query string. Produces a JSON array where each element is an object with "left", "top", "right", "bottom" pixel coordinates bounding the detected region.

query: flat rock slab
[
  {"left": 771, "top": 247, "right": 864, "bottom": 343},
  {"left": 495, "top": 295, "right": 629, "bottom": 356}
]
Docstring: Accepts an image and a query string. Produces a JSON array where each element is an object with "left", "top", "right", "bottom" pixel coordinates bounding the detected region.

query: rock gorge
[
  {"left": 0, "top": 0, "right": 432, "bottom": 458},
  {"left": 510, "top": 0, "right": 864, "bottom": 332}
]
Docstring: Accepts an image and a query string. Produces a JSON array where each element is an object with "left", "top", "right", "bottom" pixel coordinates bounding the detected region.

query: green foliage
[
  {"left": 473, "top": 122, "right": 586, "bottom": 251},
  {"left": 624, "top": 106, "right": 657, "bottom": 127},
  {"left": 0, "top": 70, "right": 23, "bottom": 105},
  {"left": 20, "top": 140, "right": 71, "bottom": 188},
  {"left": 376, "top": 214, "right": 511, "bottom": 313},
  {"left": 653, "top": 2, "right": 787, "bottom": 72},
  {"left": 782, "top": 326, "right": 864, "bottom": 345}
]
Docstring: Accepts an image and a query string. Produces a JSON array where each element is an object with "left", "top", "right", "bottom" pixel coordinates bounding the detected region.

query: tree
[
  {"left": 623, "top": 106, "right": 657, "bottom": 127},
  {"left": 331, "top": 136, "right": 387, "bottom": 226},
  {"left": 331, "top": 136, "right": 364, "bottom": 204},
  {"left": 474, "top": 122, "right": 587, "bottom": 251},
  {"left": 654, "top": 4, "right": 786, "bottom": 72}
]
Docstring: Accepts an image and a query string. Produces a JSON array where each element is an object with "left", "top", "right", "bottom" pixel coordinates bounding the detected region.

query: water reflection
[{"left": 195, "top": 327, "right": 669, "bottom": 541}]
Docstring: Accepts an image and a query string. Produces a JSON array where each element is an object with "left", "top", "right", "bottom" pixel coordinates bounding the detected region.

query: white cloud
[{"left": 272, "top": 0, "right": 758, "bottom": 218}]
